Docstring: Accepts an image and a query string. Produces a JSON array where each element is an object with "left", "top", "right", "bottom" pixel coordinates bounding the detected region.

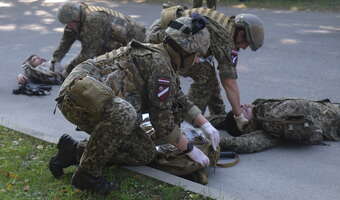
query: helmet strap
[{"left": 164, "top": 36, "right": 194, "bottom": 71}]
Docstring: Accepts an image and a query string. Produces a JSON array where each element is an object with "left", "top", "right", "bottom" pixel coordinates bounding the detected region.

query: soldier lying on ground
[
  {"left": 146, "top": 6, "right": 264, "bottom": 131},
  {"left": 17, "top": 54, "right": 64, "bottom": 85},
  {"left": 209, "top": 98, "right": 340, "bottom": 153},
  {"left": 51, "top": 2, "right": 146, "bottom": 76},
  {"left": 49, "top": 15, "right": 221, "bottom": 194}
]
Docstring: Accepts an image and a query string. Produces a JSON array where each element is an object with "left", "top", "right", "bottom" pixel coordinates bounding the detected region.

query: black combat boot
[
  {"left": 49, "top": 134, "right": 79, "bottom": 178},
  {"left": 71, "top": 168, "right": 117, "bottom": 195}
]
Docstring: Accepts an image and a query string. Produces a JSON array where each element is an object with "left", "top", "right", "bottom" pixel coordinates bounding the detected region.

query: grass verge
[{"left": 0, "top": 126, "right": 213, "bottom": 200}]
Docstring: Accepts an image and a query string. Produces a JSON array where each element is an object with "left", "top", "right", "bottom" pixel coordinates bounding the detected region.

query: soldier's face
[
  {"left": 30, "top": 56, "right": 45, "bottom": 67},
  {"left": 241, "top": 104, "right": 254, "bottom": 120},
  {"left": 235, "top": 30, "right": 249, "bottom": 50}
]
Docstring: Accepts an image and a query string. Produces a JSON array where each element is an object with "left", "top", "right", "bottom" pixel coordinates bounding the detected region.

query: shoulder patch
[
  {"left": 231, "top": 50, "right": 238, "bottom": 65},
  {"left": 157, "top": 77, "right": 171, "bottom": 101}
]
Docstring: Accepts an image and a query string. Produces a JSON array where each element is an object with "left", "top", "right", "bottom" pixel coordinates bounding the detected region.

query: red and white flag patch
[
  {"left": 157, "top": 78, "right": 170, "bottom": 101},
  {"left": 231, "top": 50, "right": 238, "bottom": 65}
]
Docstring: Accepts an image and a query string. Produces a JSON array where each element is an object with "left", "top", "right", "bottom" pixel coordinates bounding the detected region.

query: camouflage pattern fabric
[
  {"left": 254, "top": 98, "right": 340, "bottom": 143},
  {"left": 182, "top": 61, "right": 226, "bottom": 115},
  {"left": 220, "top": 130, "right": 280, "bottom": 153},
  {"left": 145, "top": 9, "right": 235, "bottom": 115},
  {"left": 193, "top": 0, "right": 217, "bottom": 10},
  {"left": 215, "top": 98, "right": 340, "bottom": 153},
  {"left": 53, "top": 3, "right": 145, "bottom": 74},
  {"left": 57, "top": 40, "right": 202, "bottom": 177},
  {"left": 22, "top": 62, "right": 64, "bottom": 85},
  {"left": 140, "top": 119, "right": 219, "bottom": 180}
]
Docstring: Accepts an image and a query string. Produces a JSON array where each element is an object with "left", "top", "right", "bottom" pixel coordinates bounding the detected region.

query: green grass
[
  {"left": 0, "top": 126, "right": 213, "bottom": 200},
  {"left": 137, "top": 0, "right": 340, "bottom": 12}
]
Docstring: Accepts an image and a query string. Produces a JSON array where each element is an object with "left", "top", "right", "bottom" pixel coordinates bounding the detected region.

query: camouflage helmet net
[
  {"left": 165, "top": 16, "right": 210, "bottom": 56},
  {"left": 57, "top": 2, "right": 81, "bottom": 24},
  {"left": 235, "top": 13, "right": 264, "bottom": 51}
]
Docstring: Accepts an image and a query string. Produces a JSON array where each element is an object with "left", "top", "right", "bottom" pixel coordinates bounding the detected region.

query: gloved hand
[
  {"left": 186, "top": 146, "right": 210, "bottom": 167},
  {"left": 234, "top": 113, "right": 249, "bottom": 131},
  {"left": 200, "top": 121, "right": 220, "bottom": 151}
]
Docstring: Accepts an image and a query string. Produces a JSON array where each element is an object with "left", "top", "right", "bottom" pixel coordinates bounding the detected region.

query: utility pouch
[{"left": 58, "top": 76, "right": 114, "bottom": 132}]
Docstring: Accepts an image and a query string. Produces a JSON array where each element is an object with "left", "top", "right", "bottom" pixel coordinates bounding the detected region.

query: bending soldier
[
  {"left": 145, "top": 7, "right": 264, "bottom": 129},
  {"left": 210, "top": 98, "right": 340, "bottom": 153},
  {"left": 49, "top": 16, "right": 220, "bottom": 194},
  {"left": 52, "top": 2, "right": 146, "bottom": 76}
]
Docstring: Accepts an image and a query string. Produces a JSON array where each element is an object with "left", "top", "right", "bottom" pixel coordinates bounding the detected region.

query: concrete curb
[{"left": 0, "top": 115, "right": 237, "bottom": 200}]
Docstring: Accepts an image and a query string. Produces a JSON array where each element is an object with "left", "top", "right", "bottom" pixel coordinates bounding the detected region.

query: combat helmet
[
  {"left": 235, "top": 13, "right": 264, "bottom": 51},
  {"left": 160, "top": 5, "right": 186, "bottom": 28},
  {"left": 57, "top": 2, "right": 81, "bottom": 24},
  {"left": 165, "top": 14, "right": 210, "bottom": 56}
]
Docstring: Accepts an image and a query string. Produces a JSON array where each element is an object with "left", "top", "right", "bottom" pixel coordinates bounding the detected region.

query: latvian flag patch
[
  {"left": 231, "top": 50, "right": 238, "bottom": 65},
  {"left": 157, "top": 77, "right": 170, "bottom": 101}
]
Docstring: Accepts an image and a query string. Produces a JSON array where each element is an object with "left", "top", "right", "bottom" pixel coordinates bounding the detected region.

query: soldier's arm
[
  {"left": 211, "top": 40, "right": 242, "bottom": 115},
  {"left": 145, "top": 19, "right": 166, "bottom": 43},
  {"left": 52, "top": 26, "right": 77, "bottom": 63}
]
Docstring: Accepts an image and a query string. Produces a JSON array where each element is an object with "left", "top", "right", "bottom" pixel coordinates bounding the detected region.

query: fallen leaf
[
  {"left": 36, "top": 145, "right": 44, "bottom": 149},
  {"left": 6, "top": 183, "right": 13, "bottom": 191},
  {"left": 23, "top": 185, "right": 30, "bottom": 192}
]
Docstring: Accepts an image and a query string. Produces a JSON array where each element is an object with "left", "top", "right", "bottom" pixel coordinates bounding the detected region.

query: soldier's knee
[{"left": 109, "top": 97, "right": 137, "bottom": 131}]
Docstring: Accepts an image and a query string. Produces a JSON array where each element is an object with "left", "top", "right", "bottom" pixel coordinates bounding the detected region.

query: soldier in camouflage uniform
[
  {"left": 210, "top": 98, "right": 340, "bottom": 153},
  {"left": 17, "top": 55, "right": 64, "bottom": 85},
  {"left": 51, "top": 2, "right": 146, "bottom": 76},
  {"left": 193, "top": 0, "right": 217, "bottom": 10},
  {"left": 145, "top": 7, "right": 264, "bottom": 127},
  {"left": 49, "top": 16, "right": 221, "bottom": 194}
]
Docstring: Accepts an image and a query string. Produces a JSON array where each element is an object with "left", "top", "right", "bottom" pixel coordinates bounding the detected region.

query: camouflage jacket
[
  {"left": 52, "top": 3, "right": 146, "bottom": 72},
  {"left": 61, "top": 40, "right": 201, "bottom": 145},
  {"left": 22, "top": 61, "right": 63, "bottom": 85},
  {"left": 145, "top": 8, "right": 238, "bottom": 80},
  {"left": 248, "top": 98, "right": 340, "bottom": 142}
]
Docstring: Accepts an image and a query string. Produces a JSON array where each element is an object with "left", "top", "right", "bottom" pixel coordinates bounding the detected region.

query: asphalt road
[{"left": 0, "top": 1, "right": 339, "bottom": 199}]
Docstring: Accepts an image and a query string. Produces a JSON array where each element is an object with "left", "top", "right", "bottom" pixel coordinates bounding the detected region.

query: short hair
[
  {"left": 22, "top": 54, "right": 38, "bottom": 65},
  {"left": 220, "top": 111, "right": 242, "bottom": 136}
]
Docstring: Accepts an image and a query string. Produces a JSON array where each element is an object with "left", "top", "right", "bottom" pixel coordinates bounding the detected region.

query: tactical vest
[
  {"left": 160, "top": 7, "right": 231, "bottom": 31},
  {"left": 83, "top": 3, "right": 144, "bottom": 44},
  {"left": 252, "top": 98, "right": 328, "bottom": 144},
  {"left": 184, "top": 8, "right": 231, "bottom": 31}
]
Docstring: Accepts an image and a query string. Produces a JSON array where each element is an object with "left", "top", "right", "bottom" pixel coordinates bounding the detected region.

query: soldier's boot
[
  {"left": 49, "top": 134, "right": 79, "bottom": 178},
  {"left": 71, "top": 168, "right": 117, "bottom": 195}
]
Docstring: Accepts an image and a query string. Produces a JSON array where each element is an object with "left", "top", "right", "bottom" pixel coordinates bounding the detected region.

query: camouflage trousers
[
  {"left": 76, "top": 97, "right": 156, "bottom": 177},
  {"left": 193, "top": 0, "right": 217, "bottom": 9},
  {"left": 220, "top": 130, "right": 280, "bottom": 153},
  {"left": 182, "top": 61, "right": 226, "bottom": 115}
]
